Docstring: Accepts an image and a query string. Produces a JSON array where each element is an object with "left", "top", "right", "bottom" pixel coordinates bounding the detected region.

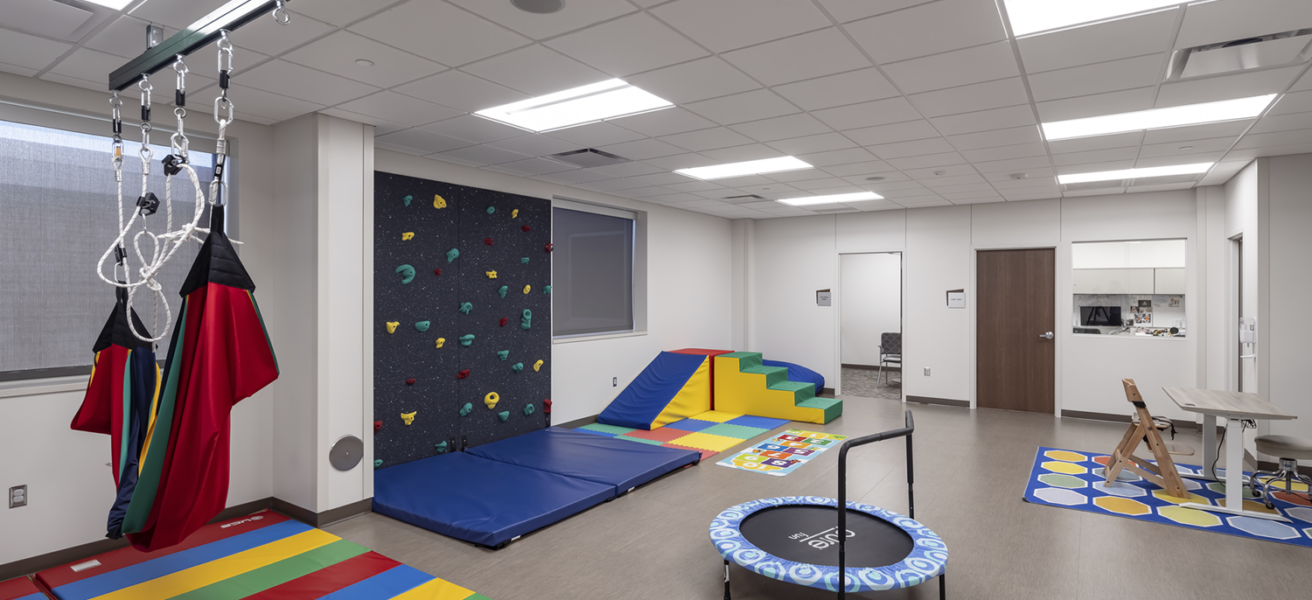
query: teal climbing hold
[
  {"left": 403, "top": 195, "right": 413, "bottom": 206},
  {"left": 395, "top": 264, "right": 415, "bottom": 284},
  {"left": 374, "top": 459, "right": 383, "bottom": 468},
  {"left": 521, "top": 257, "right": 529, "bottom": 264},
  {"left": 487, "top": 206, "right": 496, "bottom": 214},
  {"left": 499, "top": 285, "right": 508, "bottom": 298},
  {"left": 460, "top": 334, "right": 475, "bottom": 347},
  {"left": 521, "top": 309, "right": 532, "bottom": 330},
  {"left": 414, "top": 320, "right": 430, "bottom": 332},
  {"left": 459, "top": 402, "right": 473, "bottom": 416},
  {"left": 524, "top": 403, "right": 536, "bottom": 416},
  {"left": 511, "top": 362, "right": 523, "bottom": 374},
  {"left": 434, "top": 441, "right": 448, "bottom": 453},
  {"left": 497, "top": 350, "right": 509, "bottom": 361},
  {"left": 543, "top": 285, "right": 552, "bottom": 294},
  {"left": 459, "top": 302, "right": 473, "bottom": 315},
  {"left": 497, "top": 411, "right": 510, "bottom": 422},
  {"left": 446, "top": 248, "right": 460, "bottom": 263}
]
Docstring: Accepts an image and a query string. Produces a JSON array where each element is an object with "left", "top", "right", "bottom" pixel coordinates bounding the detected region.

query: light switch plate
[{"left": 923, "top": 367, "right": 931, "bottom": 376}]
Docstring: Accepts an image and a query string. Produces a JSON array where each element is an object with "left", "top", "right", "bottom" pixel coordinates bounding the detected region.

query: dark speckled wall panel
[{"left": 373, "top": 171, "right": 550, "bottom": 468}]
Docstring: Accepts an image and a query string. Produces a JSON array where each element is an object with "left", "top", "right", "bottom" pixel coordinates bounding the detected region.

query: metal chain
[
  {"left": 210, "top": 30, "right": 234, "bottom": 206},
  {"left": 273, "top": 0, "right": 291, "bottom": 25}
]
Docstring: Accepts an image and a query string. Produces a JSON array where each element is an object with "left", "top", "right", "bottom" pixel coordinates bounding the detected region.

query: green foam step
[{"left": 797, "top": 397, "right": 843, "bottom": 423}]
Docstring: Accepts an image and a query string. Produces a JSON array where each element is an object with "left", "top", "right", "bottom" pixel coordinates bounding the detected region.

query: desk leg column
[
  {"left": 1224, "top": 417, "right": 1245, "bottom": 510},
  {"left": 1201, "top": 414, "right": 1217, "bottom": 480}
]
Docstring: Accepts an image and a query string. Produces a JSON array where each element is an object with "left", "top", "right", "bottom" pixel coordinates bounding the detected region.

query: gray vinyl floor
[{"left": 326, "top": 395, "right": 1312, "bottom": 600}]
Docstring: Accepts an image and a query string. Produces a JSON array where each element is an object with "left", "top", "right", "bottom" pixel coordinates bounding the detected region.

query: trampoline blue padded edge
[
  {"left": 467, "top": 427, "right": 700, "bottom": 493},
  {"left": 709, "top": 496, "right": 948, "bottom": 593}
]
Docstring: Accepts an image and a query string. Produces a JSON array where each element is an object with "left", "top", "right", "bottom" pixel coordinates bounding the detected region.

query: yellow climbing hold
[
  {"left": 484, "top": 392, "right": 500, "bottom": 409},
  {"left": 512, "top": 209, "right": 519, "bottom": 218},
  {"left": 523, "top": 284, "right": 531, "bottom": 294},
  {"left": 436, "top": 338, "right": 446, "bottom": 348},
  {"left": 434, "top": 194, "right": 447, "bottom": 209},
  {"left": 486, "top": 270, "right": 498, "bottom": 279},
  {"left": 401, "top": 411, "right": 416, "bottom": 425},
  {"left": 534, "top": 359, "right": 543, "bottom": 372},
  {"left": 401, "top": 232, "right": 415, "bottom": 241},
  {"left": 386, "top": 321, "right": 399, "bottom": 334}
]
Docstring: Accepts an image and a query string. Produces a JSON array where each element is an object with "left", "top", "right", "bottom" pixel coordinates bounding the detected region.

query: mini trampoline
[{"left": 709, "top": 411, "right": 947, "bottom": 598}]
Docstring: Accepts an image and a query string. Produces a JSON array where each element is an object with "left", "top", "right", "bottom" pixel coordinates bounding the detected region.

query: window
[
  {"left": 1071, "top": 239, "right": 1186, "bottom": 337},
  {"left": 0, "top": 119, "right": 221, "bottom": 380},
  {"left": 552, "top": 200, "right": 636, "bottom": 338}
]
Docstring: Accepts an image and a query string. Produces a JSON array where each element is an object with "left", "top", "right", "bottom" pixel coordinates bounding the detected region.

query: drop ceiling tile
[
  {"left": 886, "top": 152, "right": 967, "bottom": 170},
  {"left": 713, "top": 174, "right": 785, "bottom": 188},
  {"left": 650, "top": 0, "right": 831, "bottom": 53},
  {"left": 629, "top": 172, "right": 697, "bottom": 186},
  {"left": 1028, "top": 54, "right": 1164, "bottom": 103},
  {"left": 0, "top": 63, "right": 39, "bottom": 77},
  {"left": 972, "top": 155, "right": 1054, "bottom": 173},
  {"left": 534, "top": 169, "right": 616, "bottom": 185},
  {"left": 767, "top": 132, "right": 857, "bottom": 155},
  {"left": 947, "top": 125, "right": 1042, "bottom": 151},
  {"left": 597, "top": 138, "right": 686, "bottom": 160},
  {"left": 1054, "top": 160, "right": 1135, "bottom": 175},
  {"left": 1139, "top": 136, "right": 1235, "bottom": 158},
  {"left": 237, "top": 60, "right": 379, "bottom": 105},
  {"left": 961, "top": 142, "right": 1048, "bottom": 162},
  {"left": 908, "top": 78, "right": 1029, "bottom": 118},
  {"left": 421, "top": 115, "right": 526, "bottom": 144},
  {"left": 797, "top": 147, "right": 878, "bottom": 167},
  {"left": 350, "top": 1, "right": 529, "bottom": 66},
  {"left": 945, "top": 195, "right": 1005, "bottom": 204},
  {"left": 611, "top": 107, "right": 718, "bottom": 137},
  {"left": 923, "top": 179, "right": 990, "bottom": 192},
  {"left": 685, "top": 90, "right": 799, "bottom": 126},
  {"left": 451, "top": 0, "right": 636, "bottom": 39},
  {"left": 822, "top": 160, "right": 898, "bottom": 177},
  {"left": 319, "top": 108, "right": 406, "bottom": 134},
  {"left": 130, "top": 0, "right": 229, "bottom": 30},
  {"left": 1249, "top": 111, "right": 1312, "bottom": 134},
  {"left": 929, "top": 105, "right": 1037, "bottom": 135},
  {"left": 772, "top": 67, "right": 900, "bottom": 111},
  {"left": 375, "top": 129, "right": 474, "bottom": 155},
  {"left": 219, "top": 86, "right": 324, "bottom": 123},
  {"left": 790, "top": 177, "right": 852, "bottom": 191},
  {"left": 5, "top": 0, "right": 96, "bottom": 41},
  {"left": 228, "top": 10, "right": 336, "bottom": 56},
  {"left": 295, "top": 0, "right": 398, "bottom": 26},
  {"left": 660, "top": 127, "right": 756, "bottom": 152},
  {"left": 813, "top": 97, "right": 922, "bottom": 130},
  {"left": 730, "top": 113, "right": 832, "bottom": 143},
  {"left": 902, "top": 164, "right": 977, "bottom": 179},
  {"left": 990, "top": 175, "right": 1060, "bottom": 189},
  {"left": 462, "top": 45, "right": 607, "bottom": 96},
  {"left": 1135, "top": 152, "right": 1226, "bottom": 168},
  {"left": 578, "top": 175, "right": 656, "bottom": 189},
  {"left": 85, "top": 16, "right": 176, "bottom": 58},
  {"left": 892, "top": 197, "right": 952, "bottom": 207},
  {"left": 1176, "top": 0, "right": 1312, "bottom": 49},
  {"left": 723, "top": 27, "right": 870, "bottom": 86},
  {"left": 1232, "top": 128, "right": 1312, "bottom": 150},
  {"left": 1002, "top": 190, "right": 1060, "bottom": 201},
  {"left": 1293, "top": 69, "right": 1312, "bottom": 92},
  {"left": 842, "top": 172, "right": 912, "bottom": 186},
  {"left": 434, "top": 144, "right": 531, "bottom": 166},
  {"left": 882, "top": 42, "right": 1020, "bottom": 94},
  {"left": 281, "top": 31, "right": 446, "bottom": 88},
  {"left": 547, "top": 121, "right": 646, "bottom": 147},
  {"left": 394, "top": 70, "right": 526, "bottom": 113},
  {"left": 488, "top": 157, "right": 579, "bottom": 176},
  {"left": 485, "top": 134, "right": 583, "bottom": 157},
  {"left": 623, "top": 57, "right": 760, "bottom": 105},
  {"left": 664, "top": 180, "right": 725, "bottom": 192},
  {"left": 985, "top": 168, "right": 1055, "bottom": 182},
  {"left": 1047, "top": 132, "right": 1144, "bottom": 154},
  {"left": 642, "top": 153, "right": 719, "bottom": 170},
  {"left": 1036, "top": 87, "right": 1156, "bottom": 122},
  {"left": 701, "top": 144, "right": 787, "bottom": 162},
  {"left": 1051, "top": 147, "right": 1140, "bottom": 166},
  {"left": 1126, "top": 182, "right": 1199, "bottom": 193},
  {"left": 869, "top": 137, "right": 956, "bottom": 159},
  {"left": 844, "top": 120, "right": 939, "bottom": 146},
  {"left": 622, "top": 185, "right": 680, "bottom": 198},
  {"left": 1224, "top": 142, "right": 1312, "bottom": 160},
  {"left": 1155, "top": 66, "right": 1304, "bottom": 108},
  {"left": 45, "top": 47, "right": 129, "bottom": 86},
  {"left": 845, "top": 0, "right": 1007, "bottom": 64},
  {"left": 818, "top": 0, "right": 938, "bottom": 23},
  {"left": 865, "top": 180, "right": 929, "bottom": 194},
  {"left": 588, "top": 160, "right": 664, "bottom": 177},
  {"left": 546, "top": 13, "right": 708, "bottom": 77},
  {"left": 336, "top": 91, "right": 460, "bottom": 127},
  {"left": 735, "top": 183, "right": 799, "bottom": 195},
  {"left": 0, "top": 28, "right": 73, "bottom": 71},
  {"left": 1267, "top": 90, "right": 1312, "bottom": 115},
  {"left": 1017, "top": 7, "right": 1178, "bottom": 73},
  {"left": 804, "top": 185, "right": 868, "bottom": 196}
]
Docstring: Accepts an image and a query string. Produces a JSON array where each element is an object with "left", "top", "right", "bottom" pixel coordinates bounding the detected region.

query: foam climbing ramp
[
  {"left": 0, "top": 577, "right": 46, "bottom": 600},
  {"left": 714, "top": 352, "right": 842, "bottom": 424},
  {"left": 34, "top": 510, "right": 490, "bottom": 600},
  {"left": 596, "top": 352, "right": 711, "bottom": 430}
]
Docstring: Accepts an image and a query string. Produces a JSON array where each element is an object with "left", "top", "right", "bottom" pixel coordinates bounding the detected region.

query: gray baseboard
[
  {"left": 555, "top": 414, "right": 598, "bottom": 429},
  {"left": 1061, "top": 410, "right": 1202, "bottom": 432},
  {"left": 273, "top": 497, "right": 373, "bottom": 528},
  {"left": 907, "top": 395, "right": 969, "bottom": 408},
  {"left": 841, "top": 363, "right": 900, "bottom": 372}
]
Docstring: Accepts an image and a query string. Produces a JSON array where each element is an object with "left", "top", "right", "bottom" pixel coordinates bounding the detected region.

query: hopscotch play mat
[{"left": 715, "top": 429, "right": 848, "bottom": 476}]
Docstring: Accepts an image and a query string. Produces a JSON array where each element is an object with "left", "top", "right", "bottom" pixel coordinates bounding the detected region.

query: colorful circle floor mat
[{"left": 1024, "top": 447, "right": 1312, "bottom": 547}]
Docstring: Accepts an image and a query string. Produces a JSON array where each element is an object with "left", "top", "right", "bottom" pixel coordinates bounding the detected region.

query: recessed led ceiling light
[
  {"left": 778, "top": 191, "right": 884, "bottom": 206},
  {"left": 475, "top": 79, "right": 672, "bottom": 133},
  {"left": 83, "top": 0, "right": 134, "bottom": 9},
  {"left": 1057, "top": 163, "right": 1213, "bottom": 185},
  {"left": 675, "top": 156, "right": 813, "bottom": 180},
  {"left": 1003, "top": 0, "right": 1189, "bottom": 37},
  {"left": 1041, "top": 95, "right": 1277, "bottom": 141},
  {"left": 355, "top": 59, "right": 375, "bottom": 67}
]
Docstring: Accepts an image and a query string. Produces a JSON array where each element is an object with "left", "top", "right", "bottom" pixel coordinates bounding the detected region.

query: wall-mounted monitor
[{"left": 1080, "top": 306, "right": 1121, "bottom": 327}]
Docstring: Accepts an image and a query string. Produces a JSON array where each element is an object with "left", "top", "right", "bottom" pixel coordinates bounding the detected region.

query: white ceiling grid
[{"left": 4, "top": 0, "right": 1312, "bottom": 218}]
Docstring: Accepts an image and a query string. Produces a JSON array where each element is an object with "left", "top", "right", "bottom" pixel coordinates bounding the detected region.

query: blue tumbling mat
[{"left": 467, "top": 427, "right": 700, "bottom": 494}]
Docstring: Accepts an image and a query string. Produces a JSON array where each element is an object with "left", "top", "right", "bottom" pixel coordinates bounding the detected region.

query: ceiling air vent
[
  {"left": 1168, "top": 29, "right": 1312, "bottom": 80},
  {"left": 722, "top": 194, "right": 766, "bottom": 204},
  {"left": 548, "top": 148, "right": 630, "bottom": 168}
]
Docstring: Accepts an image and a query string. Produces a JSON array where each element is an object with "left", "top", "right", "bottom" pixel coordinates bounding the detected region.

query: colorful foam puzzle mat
[
  {"left": 715, "top": 429, "right": 848, "bottom": 476},
  {"left": 1024, "top": 447, "right": 1312, "bottom": 548},
  {"left": 34, "top": 511, "right": 490, "bottom": 600},
  {"left": 0, "top": 577, "right": 46, "bottom": 600},
  {"left": 577, "top": 411, "right": 788, "bottom": 460}
]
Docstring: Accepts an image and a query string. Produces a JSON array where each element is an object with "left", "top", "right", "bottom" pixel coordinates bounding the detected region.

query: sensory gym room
[{"left": 4, "top": 1, "right": 1312, "bottom": 599}]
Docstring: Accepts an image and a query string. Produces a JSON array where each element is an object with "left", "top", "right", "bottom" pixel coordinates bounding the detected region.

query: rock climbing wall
[{"left": 373, "top": 171, "right": 551, "bottom": 468}]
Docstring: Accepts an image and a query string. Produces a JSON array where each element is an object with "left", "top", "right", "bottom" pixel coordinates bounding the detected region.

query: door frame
[
  {"left": 971, "top": 245, "right": 1060, "bottom": 415},
  {"left": 832, "top": 251, "right": 905, "bottom": 400}
]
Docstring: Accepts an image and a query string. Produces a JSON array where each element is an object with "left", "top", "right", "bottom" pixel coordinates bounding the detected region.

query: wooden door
[{"left": 977, "top": 249, "right": 1055, "bottom": 413}]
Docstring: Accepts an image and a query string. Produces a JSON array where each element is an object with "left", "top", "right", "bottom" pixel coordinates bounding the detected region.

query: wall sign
[
  {"left": 816, "top": 289, "right": 832, "bottom": 306},
  {"left": 946, "top": 289, "right": 965, "bottom": 309}
]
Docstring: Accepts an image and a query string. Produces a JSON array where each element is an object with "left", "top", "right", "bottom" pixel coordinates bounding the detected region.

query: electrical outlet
[
  {"left": 612, "top": 377, "right": 618, "bottom": 387},
  {"left": 923, "top": 367, "right": 931, "bottom": 376},
  {"left": 9, "top": 485, "right": 27, "bottom": 508}
]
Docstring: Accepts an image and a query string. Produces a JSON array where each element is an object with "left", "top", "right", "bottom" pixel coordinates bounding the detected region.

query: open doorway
[{"left": 839, "top": 252, "right": 902, "bottom": 400}]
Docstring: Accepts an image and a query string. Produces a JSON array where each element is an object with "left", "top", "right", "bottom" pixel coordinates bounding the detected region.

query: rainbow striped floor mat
[
  {"left": 0, "top": 576, "right": 46, "bottom": 600},
  {"left": 576, "top": 411, "right": 787, "bottom": 460},
  {"left": 35, "top": 511, "right": 489, "bottom": 600}
]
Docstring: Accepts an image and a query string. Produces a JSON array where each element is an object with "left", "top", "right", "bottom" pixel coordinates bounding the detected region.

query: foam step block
[{"left": 714, "top": 353, "right": 841, "bottom": 424}]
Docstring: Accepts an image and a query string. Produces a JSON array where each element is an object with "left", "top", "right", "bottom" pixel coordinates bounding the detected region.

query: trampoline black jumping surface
[{"left": 738, "top": 505, "right": 914, "bottom": 568}]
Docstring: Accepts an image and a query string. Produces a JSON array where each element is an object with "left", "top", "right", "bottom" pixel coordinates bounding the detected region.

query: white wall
[
  {"left": 1225, "top": 162, "right": 1262, "bottom": 396},
  {"left": 840, "top": 253, "right": 901, "bottom": 366},
  {"left": 1264, "top": 154, "right": 1312, "bottom": 443},
  {"left": 373, "top": 150, "right": 733, "bottom": 426}
]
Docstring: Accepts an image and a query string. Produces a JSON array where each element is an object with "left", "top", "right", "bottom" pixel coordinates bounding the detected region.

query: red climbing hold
[
  {"left": 544, "top": 399, "right": 553, "bottom": 414},
  {"left": 433, "top": 268, "right": 442, "bottom": 276},
  {"left": 374, "top": 420, "right": 382, "bottom": 433},
  {"left": 544, "top": 243, "right": 554, "bottom": 253},
  {"left": 499, "top": 317, "right": 508, "bottom": 327},
  {"left": 522, "top": 224, "right": 532, "bottom": 232},
  {"left": 457, "top": 369, "right": 470, "bottom": 380},
  {"left": 484, "top": 237, "right": 494, "bottom": 246},
  {"left": 406, "top": 378, "right": 416, "bottom": 385}
]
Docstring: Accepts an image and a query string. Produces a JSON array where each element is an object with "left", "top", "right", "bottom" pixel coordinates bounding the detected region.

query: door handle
[{"left": 1039, "top": 332, "right": 1054, "bottom": 340}]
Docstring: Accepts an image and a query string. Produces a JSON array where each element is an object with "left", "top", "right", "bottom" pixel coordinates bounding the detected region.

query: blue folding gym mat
[
  {"left": 372, "top": 452, "right": 612, "bottom": 548},
  {"left": 467, "top": 427, "right": 701, "bottom": 494}
]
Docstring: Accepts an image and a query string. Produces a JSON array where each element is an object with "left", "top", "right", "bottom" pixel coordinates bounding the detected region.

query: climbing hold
[
  {"left": 395, "top": 264, "right": 415, "bottom": 284},
  {"left": 545, "top": 243, "right": 554, "bottom": 252},
  {"left": 447, "top": 248, "right": 460, "bottom": 263},
  {"left": 459, "top": 403, "right": 473, "bottom": 416},
  {"left": 374, "top": 459, "right": 383, "bottom": 468},
  {"left": 434, "top": 268, "right": 442, "bottom": 276},
  {"left": 484, "top": 237, "right": 494, "bottom": 246},
  {"left": 457, "top": 369, "right": 470, "bottom": 380},
  {"left": 499, "top": 285, "right": 508, "bottom": 298},
  {"left": 523, "top": 284, "right": 531, "bottom": 294},
  {"left": 487, "top": 206, "right": 495, "bottom": 214},
  {"left": 401, "top": 232, "right": 415, "bottom": 241},
  {"left": 434, "top": 194, "right": 447, "bottom": 209},
  {"left": 401, "top": 411, "right": 416, "bottom": 425},
  {"left": 498, "top": 411, "right": 510, "bottom": 422},
  {"left": 521, "top": 309, "right": 532, "bottom": 330},
  {"left": 385, "top": 321, "right": 399, "bottom": 334},
  {"left": 534, "top": 359, "right": 543, "bottom": 372},
  {"left": 511, "top": 362, "right": 523, "bottom": 374},
  {"left": 415, "top": 320, "right": 431, "bottom": 332},
  {"left": 544, "top": 399, "right": 552, "bottom": 414},
  {"left": 499, "top": 317, "right": 508, "bottom": 327},
  {"left": 459, "top": 302, "right": 473, "bottom": 315},
  {"left": 543, "top": 285, "right": 552, "bottom": 294},
  {"left": 406, "top": 378, "right": 416, "bottom": 386},
  {"left": 434, "top": 441, "right": 448, "bottom": 453},
  {"left": 521, "top": 257, "right": 529, "bottom": 264},
  {"left": 524, "top": 404, "right": 536, "bottom": 416},
  {"left": 497, "top": 350, "right": 509, "bottom": 361},
  {"left": 484, "top": 392, "right": 500, "bottom": 409},
  {"left": 460, "top": 334, "right": 475, "bottom": 347},
  {"left": 436, "top": 338, "right": 446, "bottom": 348},
  {"left": 521, "top": 224, "right": 532, "bottom": 232},
  {"left": 403, "top": 195, "right": 413, "bottom": 206},
  {"left": 486, "top": 270, "right": 498, "bottom": 279},
  {"left": 374, "top": 420, "right": 382, "bottom": 433},
  {"left": 512, "top": 209, "right": 519, "bottom": 218}
]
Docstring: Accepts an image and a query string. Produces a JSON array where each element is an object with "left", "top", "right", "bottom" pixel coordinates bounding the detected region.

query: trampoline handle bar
[{"left": 837, "top": 410, "right": 914, "bottom": 600}]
